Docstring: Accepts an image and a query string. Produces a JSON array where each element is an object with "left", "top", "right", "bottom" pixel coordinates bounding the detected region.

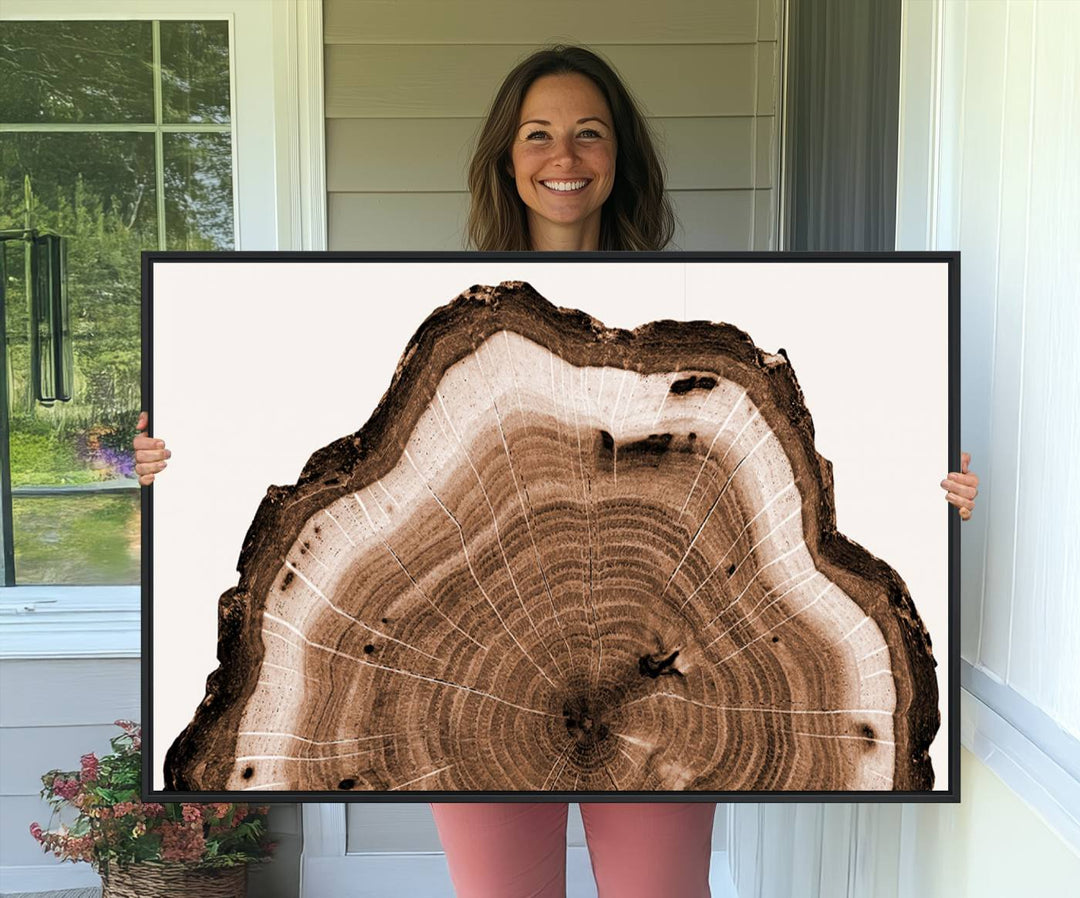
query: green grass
[
  {"left": 8, "top": 430, "right": 102, "bottom": 486},
  {"left": 13, "top": 493, "right": 140, "bottom": 585}
]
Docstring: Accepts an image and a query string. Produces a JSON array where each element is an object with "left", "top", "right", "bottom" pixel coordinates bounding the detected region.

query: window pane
[
  {"left": 2, "top": 132, "right": 150, "bottom": 584},
  {"left": 160, "top": 20, "right": 232, "bottom": 124},
  {"left": 12, "top": 493, "right": 140, "bottom": 585},
  {"left": 164, "top": 133, "right": 235, "bottom": 249},
  {"left": 0, "top": 21, "right": 154, "bottom": 124},
  {"left": 0, "top": 132, "right": 158, "bottom": 245},
  {"left": 1, "top": 131, "right": 153, "bottom": 486}
]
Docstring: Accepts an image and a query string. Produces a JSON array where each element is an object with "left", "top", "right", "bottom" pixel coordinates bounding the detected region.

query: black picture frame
[{"left": 142, "top": 250, "right": 960, "bottom": 805}]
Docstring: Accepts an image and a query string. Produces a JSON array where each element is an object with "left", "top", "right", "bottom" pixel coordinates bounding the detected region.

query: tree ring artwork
[{"left": 162, "top": 279, "right": 940, "bottom": 795}]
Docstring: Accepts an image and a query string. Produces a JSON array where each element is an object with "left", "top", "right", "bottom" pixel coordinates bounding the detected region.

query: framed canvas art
[{"left": 143, "top": 251, "right": 959, "bottom": 803}]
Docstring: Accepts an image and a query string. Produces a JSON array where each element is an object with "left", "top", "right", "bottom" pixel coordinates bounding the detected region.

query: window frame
[{"left": 0, "top": 0, "right": 326, "bottom": 658}]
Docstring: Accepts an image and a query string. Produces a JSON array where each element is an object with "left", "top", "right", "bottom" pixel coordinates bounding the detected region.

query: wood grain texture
[{"left": 166, "top": 282, "right": 938, "bottom": 793}]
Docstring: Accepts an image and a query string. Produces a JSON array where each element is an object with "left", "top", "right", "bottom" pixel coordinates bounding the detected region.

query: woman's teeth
[{"left": 542, "top": 179, "right": 589, "bottom": 192}]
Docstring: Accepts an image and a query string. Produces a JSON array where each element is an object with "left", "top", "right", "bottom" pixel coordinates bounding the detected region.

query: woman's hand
[
  {"left": 941, "top": 451, "right": 979, "bottom": 521},
  {"left": 133, "top": 410, "right": 171, "bottom": 486}
]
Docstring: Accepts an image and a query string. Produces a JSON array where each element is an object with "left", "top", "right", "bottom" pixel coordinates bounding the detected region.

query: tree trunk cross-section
[{"left": 165, "top": 281, "right": 939, "bottom": 794}]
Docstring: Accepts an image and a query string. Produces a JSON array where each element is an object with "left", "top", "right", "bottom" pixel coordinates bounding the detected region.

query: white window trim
[
  {"left": 0, "top": 0, "right": 326, "bottom": 659},
  {"left": 961, "top": 666, "right": 1080, "bottom": 853},
  {"left": 0, "top": 585, "right": 140, "bottom": 657}
]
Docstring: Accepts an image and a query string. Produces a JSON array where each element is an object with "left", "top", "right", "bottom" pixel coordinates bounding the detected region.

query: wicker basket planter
[{"left": 100, "top": 862, "right": 247, "bottom": 897}]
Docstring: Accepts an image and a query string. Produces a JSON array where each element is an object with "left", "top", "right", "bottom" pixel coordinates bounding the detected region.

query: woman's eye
[{"left": 522, "top": 129, "right": 603, "bottom": 140}]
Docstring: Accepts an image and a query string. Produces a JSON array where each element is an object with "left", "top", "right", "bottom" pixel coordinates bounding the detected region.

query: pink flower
[
  {"left": 52, "top": 777, "right": 80, "bottom": 801},
  {"left": 29, "top": 822, "right": 43, "bottom": 842},
  {"left": 80, "top": 753, "right": 99, "bottom": 782},
  {"left": 160, "top": 821, "right": 206, "bottom": 863},
  {"left": 60, "top": 833, "right": 95, "bottom": 863},
  {"left": 142, "top": 803, "right": 166, "bottom": 817},
  {"left": 181, "top": 804, "right": 203, "bottom": 824}
]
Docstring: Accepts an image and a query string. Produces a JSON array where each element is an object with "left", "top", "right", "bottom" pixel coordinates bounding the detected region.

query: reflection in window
[
  {"left": 0, "top": 22, "right": 155, "bottom": 124},
  {"left": 164, "top": 132, "right": 234, "bottom": 250},
  {"left": 13, "top": 494, "right": 141, "bottom": 585},
  {"left": 160, "top": 21, "right": 231, "bottom": 124},
  {"left": 0, "top": 20, "right": 234, "bottom": 585}
]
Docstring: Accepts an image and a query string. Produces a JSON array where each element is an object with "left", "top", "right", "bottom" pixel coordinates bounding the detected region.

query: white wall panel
[
  {"left": 979, "top": 0, "right": 1036, "bottom": 679},
  {"left": 901, "top": 0, "right": 1080, "bottom": 735},
  {"left": 1006, "top": 2, "right": 1080, "bottom": 726}
]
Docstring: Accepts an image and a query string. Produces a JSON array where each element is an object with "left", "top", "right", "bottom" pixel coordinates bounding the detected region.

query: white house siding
[
  {"left": 0, "top": 659, "right": 139, "bottom": 894},
  {"left": 0, "top": 658, "right": 298, "bottom": 898}
]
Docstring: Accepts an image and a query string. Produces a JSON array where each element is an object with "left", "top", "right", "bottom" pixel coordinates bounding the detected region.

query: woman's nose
[{"left": 548, "top": 134, "right": 580, "bottom": 165}]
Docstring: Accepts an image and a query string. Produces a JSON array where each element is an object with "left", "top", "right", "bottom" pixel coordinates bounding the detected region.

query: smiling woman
[
  {"left": 134, "top": 39, "right": 979, "bottom": 898},
  {"left": 508, "top": 73, "right": 618, "bottom": 250},
  {"left": 466, "top": 45, "right": 675, "bottom": 252}
]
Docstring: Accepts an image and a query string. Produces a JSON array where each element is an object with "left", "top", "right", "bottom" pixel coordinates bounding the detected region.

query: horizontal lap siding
[
  {"left": 328, "top": 189, "right": 764, "bottom": 250},
  {"left": 325, "top": 45, "right": 763, "bottom": 118},
  {"left": 0, "top": 659, "right": 139, "bottom": 868},
  {"left": 327, "top": 117, "right": 772, "bottom": 192},
  {"left": 324, "top": 0, "right": 762, "bottom": 45},
  {"left": 0, "top": 658, "right": 300, "bottom": 897}
]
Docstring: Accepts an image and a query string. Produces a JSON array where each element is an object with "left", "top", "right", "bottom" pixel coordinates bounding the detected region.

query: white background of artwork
[{"left": 150, "top": 259, "right": 950, "bottom": 791}]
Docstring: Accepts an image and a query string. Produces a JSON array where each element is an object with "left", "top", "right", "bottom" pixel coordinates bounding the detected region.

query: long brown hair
[{"left": 466, "top": 45, "right": 676, "bottom": 251}]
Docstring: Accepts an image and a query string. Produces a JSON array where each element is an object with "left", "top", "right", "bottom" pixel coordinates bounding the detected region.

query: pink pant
[{"left": 430, "top": 802, "right": 716, "bottom": 898}]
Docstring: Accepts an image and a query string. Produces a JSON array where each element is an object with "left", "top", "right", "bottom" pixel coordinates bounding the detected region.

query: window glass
[
  {"left": 0, "top": 21, "right": 155, "bottom": 124},
  {"left": 13, "top": 494, "right": 140, "bottom": 585},
  {"left": 0, "top": 20, "right": 234, "bottom": 586},
  {"left": 160, "top": 20, "right": 231, "bottom": 124},
  {"left": 164, "top": 133, "right": 234, "bottom": 250}
]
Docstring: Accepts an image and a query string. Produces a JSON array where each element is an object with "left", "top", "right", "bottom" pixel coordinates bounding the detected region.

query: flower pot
[{"left": 100, "top": 861, "right": 247, "bottom": 897}]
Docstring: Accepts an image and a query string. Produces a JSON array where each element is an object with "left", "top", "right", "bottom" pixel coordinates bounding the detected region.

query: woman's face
[{"left": 508, "top": 73, "right": 617, "bottom": 247}]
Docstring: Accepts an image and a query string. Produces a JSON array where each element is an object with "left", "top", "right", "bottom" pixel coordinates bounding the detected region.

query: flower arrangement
[{"left": 30, "top": 720, "right": 275, "bottom": 877}]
